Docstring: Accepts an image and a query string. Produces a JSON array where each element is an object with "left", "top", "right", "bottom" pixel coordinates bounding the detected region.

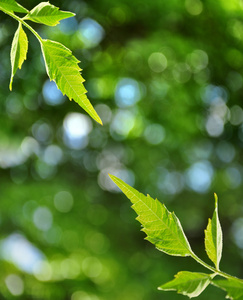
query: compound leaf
[
  {"left": 204, "top": 193, "right": 223, "bottom": 270},
  {"left": 0, "top": 0, "right": 28, "bottom": 13},
  {"left": 9, "top": 22, "right": 28, "bottom": 90},
  {"left": 26, "top": 2, "right": 75, "bottom": 26},
  {"left": 41, "top": 39, "right": 102, "bottom": 124},
  {"left": 212, "top": 278, "right": 243, "bottom": 300},
  {"left": 159, "top": 271, "right": 212, "bottom": 298},
  {"left": 109, "top": 174, "right": 192, "bottom": 256}
]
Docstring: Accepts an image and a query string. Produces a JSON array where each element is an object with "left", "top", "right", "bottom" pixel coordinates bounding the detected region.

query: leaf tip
[
  {"left": 92, "top": 116, "right": 103, "bottom": 125},
  {"left": 108, "top": 173, "right": 117, "bottom": 182},
  {"left": 97, "top": 116, "right": 103, "bottom": 125},
  {"left": 214, "top": 193, "right": 218, "bottom": 211}
]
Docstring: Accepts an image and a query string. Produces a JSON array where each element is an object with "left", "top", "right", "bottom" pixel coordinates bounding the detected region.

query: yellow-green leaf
[
  {"left": 159, "top": 271, "right": 212, "bottom": 298},
  {"left": 0, "top": 0, "right": 28, "bottom": 13},
  {"left": 204, "top": 193, "right": 223, "bottom": 270},
  {"left": 9, "top": 22, "right": 28, "bottom": 91},
  {"left": 212, "top": 278, "right": 243, "bottom": 300},
  {"left": 26, "top": 2, "right": 75, "bottom": 26},
  {"left": 109, "top": 174, "right": 192, "bottom": 256},
  {"left": 40, "top": 39, "right": 102, "bottom": 124}
]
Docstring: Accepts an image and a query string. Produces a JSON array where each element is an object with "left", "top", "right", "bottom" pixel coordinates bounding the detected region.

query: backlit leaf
[
  {"left": 40, "top": 39, "right": 102, "bottom": 124},
  {"left": 159, "top": 271, "right": 212, "bottom": 298},
  {"left": 0, "top": 0, "right": 28, "bottom": 13},
  {"left": 26, "top": 2, "right": 75, "bottom": 26},
  {"left": 9, "top": 22, "right": 28, "bottom": 91},
  {"left": 204, "top": 193, "right": 223, "bottom": 269},
  {"left": 109, "top": 174, "right": 192, "bottom": 256},
  {"left": 212, "top": 278, "right": 243, "bottom": 300}
]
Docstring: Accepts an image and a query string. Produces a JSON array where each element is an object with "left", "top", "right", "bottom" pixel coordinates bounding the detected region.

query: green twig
[
  {"left": 190, "top": 251, "right": 243, "bottom": 283},
  {"left": 0, "top": 9, "right": 43, "bottom": 43}
]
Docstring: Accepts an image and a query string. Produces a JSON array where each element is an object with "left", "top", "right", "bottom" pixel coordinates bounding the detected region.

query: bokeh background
[{"left": 0, "top": 0, "right": 243, "bottom": 299}]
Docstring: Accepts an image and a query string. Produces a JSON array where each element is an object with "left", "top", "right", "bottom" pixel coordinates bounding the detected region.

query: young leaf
[
  {"left": 109, "top": 174, "right": 192, "bottom": 256},
  {"left": 159, "top": 271, "right": 212, "bottom": 298},
  {"left": 9, "top": 22, "right": 28, "bottom": 91},
  {"left": 204, "top": 193, "right": 223, "bottom": 270},
  {"left": 25, "top": 2, "right": 75, "bottom": 26},
  {"left": 0, "top": 0, "right": 28, "bottom": 13},
  {"left": 212, "top": 278, "right": 243, "bottom": 300},
  {"left": 40, "top": 39, "right": 102, "bottom": 124}
]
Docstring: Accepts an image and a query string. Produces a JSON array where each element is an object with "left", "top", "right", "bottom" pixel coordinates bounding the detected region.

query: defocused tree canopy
[{"left": 0, "top": 0, "right": 243, "bottom": 299}]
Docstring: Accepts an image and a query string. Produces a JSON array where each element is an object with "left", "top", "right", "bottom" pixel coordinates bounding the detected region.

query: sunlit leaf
[
  {"left": 0, "top": 0, "right": 28, "bottom": 13},
  {"left": 212, "top": 278, "right": 243, "bottom": 300},
  {"left": 109, "top": 174, "right": 192, "bottom": 256},
  {"left": 204, "top": 193, "right": 223, "bottom": 269},
  {"left": 41, "top": 39, "right": 102, "bottom": 124},
  {"left": 26, "top": 2, "right": 75, "bottom": 26},
  {"left": 159, "top": 271, "right": 212, "bottom": 298},
  {"left": 9, "top": 22, "right": 28, "bottom": 91}
]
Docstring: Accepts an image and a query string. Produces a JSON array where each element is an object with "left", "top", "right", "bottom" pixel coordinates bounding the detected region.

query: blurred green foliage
[{"left": 0, "top": 0, "right": 243, "bottom": 299}]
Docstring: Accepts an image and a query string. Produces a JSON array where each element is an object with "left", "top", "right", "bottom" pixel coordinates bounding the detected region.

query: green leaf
[
  {"left": 25, "top": 2, "right": 75, "bottom": 26},
  {"left": 159, "top": 271, "right": 212, "bottom": 298},
  {"left": 109, "top": 174, "right": 192, "bottom": 256},
  {"left": 212, "top": 278, "right": 243, "bottom": 300},
  {"left": 9, "top": 22, "right": 28, "bottom": 91},
  {"left": 40, "top": 39, "right": 102, "bottom": 124},
  {"left": 0, "top": 0, "right": 28, "bottom": 13},
  {"left": 204, "top": 193, "right": 223, "bottom": 269}
]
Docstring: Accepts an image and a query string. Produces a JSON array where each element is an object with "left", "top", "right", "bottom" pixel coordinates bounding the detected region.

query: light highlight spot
[
  {"left": 110, "top": 110, "right": 135, "bottom": 139},
  {"left": 63, "top": 113, "right": 92, "bottom": 149},
  {"left": 54, "top": 191, "right": 74, "bottom": 213},
  {"left": 148, "top": 52, "right": 167, "bottom": 73},
  {"left": 185, "top": 0, "right": 203, "bottom": 15},
  {"left": 42, "top": 80, "right": 64, "bottom": 106},
  {"left": 5, "top": 274, "right": 24, "bottom": 296},
  {"left": 186, "top": 161, "right": 214, "bottom": 193},
  {"left": 33, "top": 207, "right": 53, "bottom": 231},
  {"left": 115, "top": 78, "right": 141, "bottom": 108},
  {"left": 79, "top": 18, "right": 104, "bottom": 48},
  {"left": 144, "top": 124, "right": 165, "bottom": 145},
  {"left": 0, "top": 233, "right": 44, "bottom": 273}
]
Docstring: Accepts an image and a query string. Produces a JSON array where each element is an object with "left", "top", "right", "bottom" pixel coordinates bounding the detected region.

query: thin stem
[
  {"left": 190, "top": 251, "right": 243, "bottom": 283},
  {"left": 1, "top": 9, "right": 43, "bottom": 43}
]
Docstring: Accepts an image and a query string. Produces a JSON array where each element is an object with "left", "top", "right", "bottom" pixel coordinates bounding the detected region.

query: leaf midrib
[{"left": 29, "top": 12, "right": 71, "bottom": 19}]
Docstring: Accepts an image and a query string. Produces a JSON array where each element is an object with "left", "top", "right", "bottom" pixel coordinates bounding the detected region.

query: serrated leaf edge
[
  {"left": 109, "top": 174, "right": 192, "bottom": 257},
  {"left": 40, "top": 39, "right": 102, "bottom": 124},
  {"left": 158, "top": 271, "right": 212, "bottom": 298},
  {"left": 25, "top": 2, "right": 75, "bottom": 26}
]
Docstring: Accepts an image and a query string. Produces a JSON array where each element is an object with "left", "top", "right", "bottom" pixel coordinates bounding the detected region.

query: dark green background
[{"left": 0, "top": 0, "right": 243, "bottom": 299}]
